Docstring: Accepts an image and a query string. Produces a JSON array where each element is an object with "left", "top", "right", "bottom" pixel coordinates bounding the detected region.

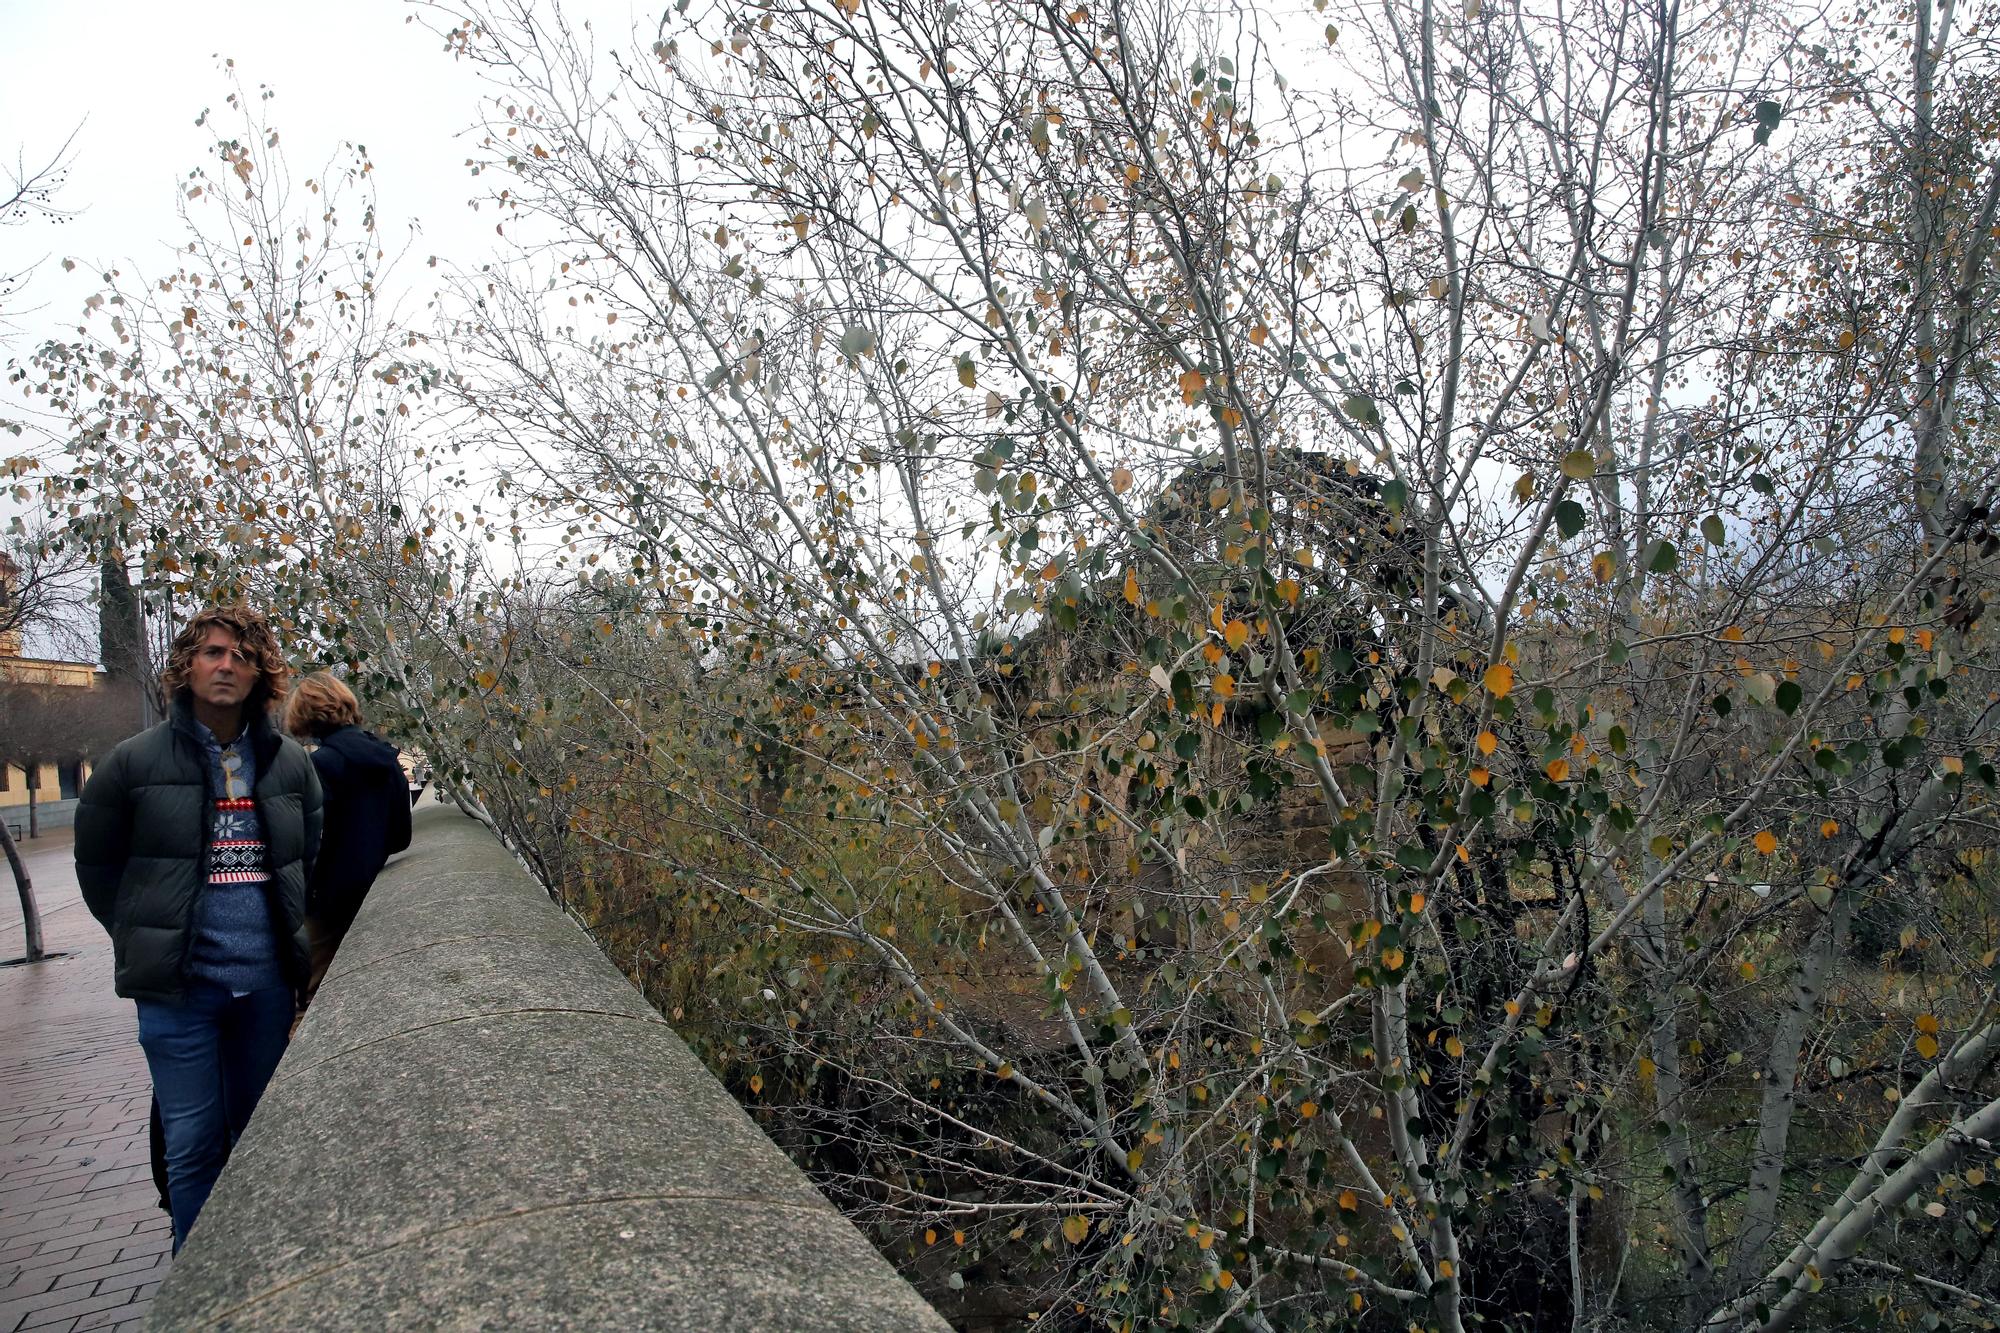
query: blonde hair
[{"left": 285, "top": 671, "right": 363, "bottom": 739}]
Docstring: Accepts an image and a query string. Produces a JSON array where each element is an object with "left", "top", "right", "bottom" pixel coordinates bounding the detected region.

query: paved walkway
[{"left": 0, "top": 829, "right": 172, "bottom": 1333}]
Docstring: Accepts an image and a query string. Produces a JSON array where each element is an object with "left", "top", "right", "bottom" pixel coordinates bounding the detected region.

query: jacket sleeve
[
  {"left": 385, "top": 749, "right": 413, "bottom": 855},
  {"left": 73, "top": 744, "right": 133, "bottom": 931},
  {"left": 300, "top": 748, "right": 325, "bottom": 879}
]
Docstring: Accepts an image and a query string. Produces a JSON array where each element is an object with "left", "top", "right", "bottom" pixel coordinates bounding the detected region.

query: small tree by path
[
  {"left": 0, "top": 819, "right": 41, "bottom": 964},
  {"left": 0, "top": 678, "right": 139, "bottom": 964}
]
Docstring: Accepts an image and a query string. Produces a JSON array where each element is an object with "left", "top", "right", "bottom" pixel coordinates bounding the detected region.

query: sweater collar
[{"left": 171, "top": 691, "right": 280, "bottom": 770}]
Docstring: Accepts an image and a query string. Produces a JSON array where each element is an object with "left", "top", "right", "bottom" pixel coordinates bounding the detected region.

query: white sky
[
  {"left": 0, "top": 0, "right": 638, "bottom": 362},
  {"left": 0, "top": 0, "right": 641, "bottom": 659}
]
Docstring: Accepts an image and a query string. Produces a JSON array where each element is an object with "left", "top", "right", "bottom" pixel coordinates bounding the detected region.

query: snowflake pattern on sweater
[{"left": 187, "top": 725, "right": 284, "bottom": 992}]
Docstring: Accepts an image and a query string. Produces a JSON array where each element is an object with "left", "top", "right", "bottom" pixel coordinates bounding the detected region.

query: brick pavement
[{"left": 1, "top": 829, "right": 172, "bottom": 1332}]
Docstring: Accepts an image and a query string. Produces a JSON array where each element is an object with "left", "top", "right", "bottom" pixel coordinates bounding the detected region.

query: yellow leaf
[
  {"left": 1123, "top": 567, "right": 1141, "bottom": 605},
  {"left": 1721, "top": 625, "right": 1744, "bottom": 642},
  {"left": 1916, "top": 1033, "right": 1939, "bottom": 1060},
  {"left": 1338, "top": 1189, "right": 1358, "bottom": 1211},
  {"left": 1917, "top": 628, "right": 1934, "bottom": 651},
  {"left": 1483, "top": 663, "right": 1514, "bottom": 697},
  {"left": 925, "top": 1228, "right": 937, "bottom": 1245},
  {"left": 1381, "top": 947, "right": 1405, "bottom": 970},
  {"left": 1545, "top": 758, "right": 1570, "bottom": 782},
  {"left": 1216, "top": 1270, "right": 1235, "bottom": 1289},
  {"left": 1638, "top": 1056, "right": 1656, "bottom": 1078},
  {"left": 1179, "top": 369, "right": 1207, "bottom": 404},
  {"left": 1916, "top": 1013, "right": 1939, "bottom": 1034},
  {"left": 1224, "top": 619, "right": 1249, "bottom": 651},
  {"left": 1754, "top": 829, "right": 1778, "bottom": 855},
  {"left": 1889, "top": 626, "right": 1906, "bottom": 644},
  {"left": 1299, "top": 1100, "right": 1318, "bottom": 1118},
  {"left": 1445, "top": 1035, "right": 1464, "bottom": 1057},
  {"left": 1212, "top": 673, "right": 1237, "bottom": 699},
  {"left": 1837, "top": 329, "right": 1855, "bottom": 349},
  {"left": 1477, "top": 731, "right": 1498, "bottom": 756},
  {"left": 1248, "top": 324, "right": 1268, "bottom": 346},
  {"left": 1062, "top": 1215, "right": 1091, "bottom": 1245},
  {"left": 1111, "top": 466, "right": 1134, "bottom": 493},
  {"left": 1438, "top": 1260, "right": 1455, "bottom": 1279},
  {"left": 749, "top": 1073, "right": 764, "bottom": 1095},
  {"left": 1469, "top": 767, "right": 1491, "bottom": 787},
  {"left": 791, "top": 213, "right": 809, "bottom": 241},
  {"left": 1942, "top": 755, "right": 1964, "bottom": 775},
  {"left": 1591, "top": 551, "right": 1616, "bottom": 584},
  {"left": 1124, "top": 163, "right": 1141, "bottom": 185},
  {"left": 1276, "top": 578, "right": 1300, "bottom": 606},
  {"left": 1821, "top": 820, "right": 1839, "bottom": 838},
  {"left": 1410, "top": 892, "right": 1427, "bottom": 913}
]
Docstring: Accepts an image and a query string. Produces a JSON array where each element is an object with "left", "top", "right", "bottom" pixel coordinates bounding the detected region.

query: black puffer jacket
[
  {"left": 305, "top": 724, "right": 410, "bottom": 921},
  {"left": 74, "top": 695, "right": 323, "bottom": 1002}
]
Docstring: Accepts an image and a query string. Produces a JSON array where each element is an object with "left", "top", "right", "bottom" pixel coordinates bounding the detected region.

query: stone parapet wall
[{"left": 146, "top": 806, "right": 949, "bottom": 1331}]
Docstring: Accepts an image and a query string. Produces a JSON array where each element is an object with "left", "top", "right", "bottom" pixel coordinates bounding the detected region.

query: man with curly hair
[{"left": 74, "top": 606, "right": 322, "bottom": 1252}]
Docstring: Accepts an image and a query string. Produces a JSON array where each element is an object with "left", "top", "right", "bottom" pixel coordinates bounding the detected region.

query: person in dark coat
[
  {"left": 74, "top": 606, "right": 322, "bottom": 1252},
  {"left": 284, "top": 672, "right": 410, "bottom": 1006}
]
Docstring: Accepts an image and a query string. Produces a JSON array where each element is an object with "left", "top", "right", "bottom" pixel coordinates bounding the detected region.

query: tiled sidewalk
[{"left": 1, "top": 829, "right": 171, "bottom": 1332}]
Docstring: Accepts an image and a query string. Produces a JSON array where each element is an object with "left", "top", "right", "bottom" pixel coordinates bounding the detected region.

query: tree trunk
[
  {"left": 1, "top": 818, "right": 43, "bottom": 964},
  {"left": 24, "top": 762, "right": 39, "bottom": 840}
]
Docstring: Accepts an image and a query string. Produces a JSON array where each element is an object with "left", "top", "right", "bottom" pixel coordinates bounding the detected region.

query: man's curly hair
[{"left": 158, "top": 606, "right": 290, "bottom": 711}]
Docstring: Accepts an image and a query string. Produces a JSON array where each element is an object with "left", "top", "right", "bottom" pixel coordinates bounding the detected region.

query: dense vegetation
[{"left": 9, "top": 0, "right": 2000, "bottom": 1327}]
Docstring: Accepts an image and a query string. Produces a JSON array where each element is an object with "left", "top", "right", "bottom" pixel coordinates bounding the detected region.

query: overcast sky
[
  {"left": 0, "top": 0, "right": 640, "bottom": 363},
  {"left": 0, "top": 0, "right": 646, "bottom": 657}
]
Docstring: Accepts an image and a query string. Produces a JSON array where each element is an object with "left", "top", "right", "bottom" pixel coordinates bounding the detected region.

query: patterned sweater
[{"left": 186, "top": 721, "right": 286, "bottom": 993}]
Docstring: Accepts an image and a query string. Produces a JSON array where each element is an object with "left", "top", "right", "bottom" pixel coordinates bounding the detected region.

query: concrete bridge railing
[{"left": 147, "top": 806, "right": 949, "bottom": 1331}]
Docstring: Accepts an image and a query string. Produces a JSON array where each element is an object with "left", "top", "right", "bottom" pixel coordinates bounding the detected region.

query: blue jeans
[{"left": 135, "top": 981, "right": 292, "bottom": 1251}]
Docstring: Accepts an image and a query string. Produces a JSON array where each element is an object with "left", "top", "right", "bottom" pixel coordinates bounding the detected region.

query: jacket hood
[{"left": 316, "top": 725, "right": 403, "bottom": 772}]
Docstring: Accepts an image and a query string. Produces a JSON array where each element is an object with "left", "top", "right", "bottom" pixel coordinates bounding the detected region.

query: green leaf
[
  {"left": 1701, "top": 514, "right": 1726, "bottom": 546},
  {"left": 1752, "top": 100, "right": 1783, "bottom": 146},
  {"left": 1342, "top": 393, "right": 1381, "bottom": 427},
  {"left": 1644, "top": 539, "right": 1679, "bottom": 574},
  {"left": 1554, "top": 499, "right": 1586, "bottom": 538},
  {"left": 1776, "top": 680, "right": 1803, "bottom": 715}
]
